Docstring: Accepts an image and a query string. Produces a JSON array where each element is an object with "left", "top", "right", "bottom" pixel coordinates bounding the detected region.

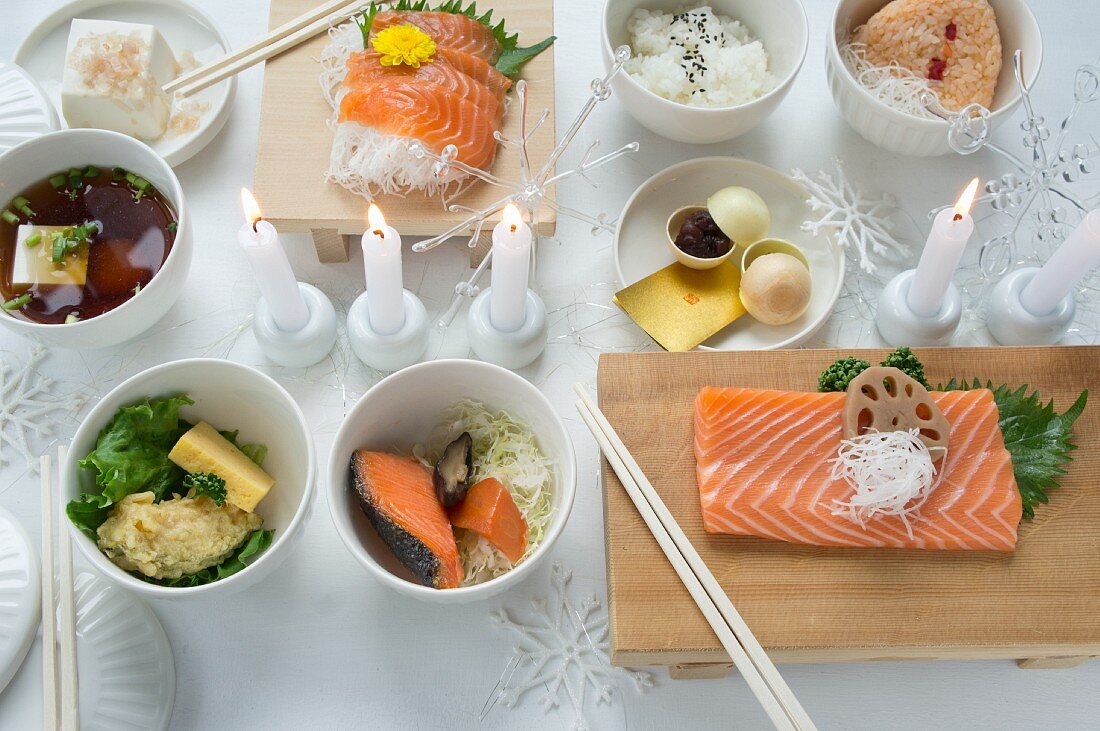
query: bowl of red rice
[{"left": 826, "top": 0, "right": 1042, "bottom": 157}]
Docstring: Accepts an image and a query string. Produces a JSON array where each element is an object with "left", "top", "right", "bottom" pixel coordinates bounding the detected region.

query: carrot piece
[{"left": 447, "top": 477, "right": 528, "bottom": 564}]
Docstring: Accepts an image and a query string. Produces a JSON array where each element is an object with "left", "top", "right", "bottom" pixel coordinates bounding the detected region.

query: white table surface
[{"left": 3, "top": 0, "right": 1100, "bottom": 728}]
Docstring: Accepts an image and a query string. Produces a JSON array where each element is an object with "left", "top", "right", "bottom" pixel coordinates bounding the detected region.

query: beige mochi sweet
[{"left": 739, "top": 253, "right": 812, "bottom": 325}]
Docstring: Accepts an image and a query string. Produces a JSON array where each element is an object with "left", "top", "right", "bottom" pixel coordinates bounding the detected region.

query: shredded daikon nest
[
  {"left": 419, "top": 400, "right": 555, "bottom": 587},
  {"left": 318, "top": 21, "right": 464, "bottom": 200},
  {"left": 839, "top": 39, "right": 941, "bottom": 120},
  {"left": 829, "top": 429, "right": 946, "bottom": 538}
]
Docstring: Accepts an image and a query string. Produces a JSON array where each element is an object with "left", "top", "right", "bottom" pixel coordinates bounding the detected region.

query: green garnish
[
  {"left": 355, "top": 0, "right": 554, "bottom": 78},
  {"left": 2, "top": 293, "right": 32, "bottom": 310},
  {"left": 49, "top": 174, "right": 67, "bottom": 189},
  {"left": 11, "top": 196, "right": 34, "bottom": 218},
  {"left": 879, "top": 346, "right": 930, "bottom": 389},
  {"left": 64, "top": 313, "right": 80, "bottom": 324},
  {"left": 154, "top": 529, "right": 274, "bottom": 588},
  {"left": 818, "top": 347, "right": 929, "bottom": 392},
  {"left": 1, "top": 210, "right": 18, "bottom": 225},
  {"left": 112, "top": 167, "right": 127, "bottom": 183},
  {"left": 942, "top": 379, "right": 1087, "bottom": 519},
  {"left": 183, "top": 472, "right": 228, "bottom": 506},
  {"left": 25, "top": 233, "right": 41, "bottom": 248},
  {"left": 167, "top": 221, "right": 178, "bottom": 234},
  {"left": 133, "top": 283, "right": 141, "bottom": 296},
  {"left": 83, "top": 165, "right": 99, "bottom": 178},
  {"left": 67, "top": 394, "right": 195, "bottom": 537},
  {"left": 48, "top": 221, "right": 98, "bottom": 263},
  {"left": 218, "top": 429, "right": 268, "bottom": 466}
]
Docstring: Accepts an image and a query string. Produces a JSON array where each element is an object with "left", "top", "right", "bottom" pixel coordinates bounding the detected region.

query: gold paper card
[{"left": 613, "top": 262, "right": 746, "bottom": 352}]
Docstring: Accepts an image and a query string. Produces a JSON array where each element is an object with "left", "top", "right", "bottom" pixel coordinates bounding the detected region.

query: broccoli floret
[
  {"left": 183, "top": 472, "right": 227, "bottom": 506},
  {"left": 818, "top": 357, "right": 871, "bottom": 392},
  {"left": 879, "top": 347, "right": 929, "bottom": 388}
]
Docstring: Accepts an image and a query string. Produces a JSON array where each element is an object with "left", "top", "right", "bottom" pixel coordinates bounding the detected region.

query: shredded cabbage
[{"left": 426, "top": 399, "right": 555, "bottom": 587}]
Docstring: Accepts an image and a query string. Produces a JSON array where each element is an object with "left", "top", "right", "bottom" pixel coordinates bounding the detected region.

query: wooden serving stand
[
  {"left": 254, "top": 0, "right": 556, "bottom": 263},
  {"left": 598, "top": 347, "right": 1100, "bottom": 678}
]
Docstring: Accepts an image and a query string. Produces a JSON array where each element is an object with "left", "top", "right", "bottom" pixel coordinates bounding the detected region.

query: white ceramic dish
[
  {"left": 615, "top": 157, "right": 844, "bottom": 350},
  {"left": 13, "top": 0, "right": 235, "bottom": 167},
  {"left": 826, "top": 0, "right": 1042, "bottom": 157},
  {"left": 0, "top": 61, "right": 60, "bottom": 156},
  {"left": 74, "top": 572, "right": 175, "bottom": 730},
  {"left": 0, "top": 129, "right": 192, "bottom": 349},
  {"left": 601, "top": 0, "right": 808, "bottom": 144},
  {"left": 62, "top": 359, "right": 315, "bottom": 600},
  {"left": 0, "top": 507, "right": 39, "bottom": 697},
  {"left": 328, "top": 359, "right": 577, "bottom": 604}
]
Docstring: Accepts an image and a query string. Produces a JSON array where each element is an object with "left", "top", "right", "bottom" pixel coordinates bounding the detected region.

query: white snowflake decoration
[
  {"left": 0, "top": 348, "right": 84, "bottom": 469},
  {"left": 485, "top": 562, "right": 651, "bottom": 730},
  {"left": 791, "top": 159, "right": 908, "bottom": 274}
]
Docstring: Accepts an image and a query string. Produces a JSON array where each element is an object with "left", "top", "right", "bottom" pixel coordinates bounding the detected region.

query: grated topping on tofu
[{"left": 67, "top": 31, "right": 160, "bottom": 102}]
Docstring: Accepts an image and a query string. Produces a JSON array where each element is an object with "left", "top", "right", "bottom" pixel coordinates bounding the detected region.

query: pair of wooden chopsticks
[
  {"left": 41, "top": 446, "right": 78, "bottom": 731},
  {"left": 164, "top": 0, "right": 369, "bottom": 99},
  {"left": 573, "top": 385, "right": 816, "bottom": 731}
]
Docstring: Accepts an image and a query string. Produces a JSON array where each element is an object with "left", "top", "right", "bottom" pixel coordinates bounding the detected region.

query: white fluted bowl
[{"left": 826, "top": 0, "right": 1042, "bottom": 157}]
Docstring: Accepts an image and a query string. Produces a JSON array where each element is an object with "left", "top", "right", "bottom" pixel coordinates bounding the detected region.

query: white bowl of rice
[
  {"left": 602, "top": 0, "right": 808, "bottom": 144},
  {"left": 826, "top": 0, "right": 1042, "bottom": 157}
]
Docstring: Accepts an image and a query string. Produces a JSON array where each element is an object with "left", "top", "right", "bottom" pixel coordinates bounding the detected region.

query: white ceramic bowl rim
[
  {"left": 0, "top": 128, "right": 188, "bottom": 335},
  {"left": 826, "top": 0, "right": 1043, "bottom": 129},
  {"left": 601, "top": 0, "right": 810, "bottom": 113},
  {"left": 65, "top": 358, "right": 315, "bottom": 598},
  {"left": 327, "top": 358, "right": 578, "bottom": 600},
  {"left": 613, "top": 155, "right": 846, "bottom": 351}
]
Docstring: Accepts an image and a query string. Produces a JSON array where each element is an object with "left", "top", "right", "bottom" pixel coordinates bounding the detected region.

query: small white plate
[
  {"left": 615, "top": 157, "right": 845, "bottom": 350},
  {"left": 0, "top": 507, "right": 40, "bottom": 697},
  {"left": 13, "top": 0, "right": 235, "bottom": 167},
  {"left": 74, "top": 572, "right": 175, "bottom": 730},
  {"left": 0, "top": 61, "right": 61, "bottom": 155}
]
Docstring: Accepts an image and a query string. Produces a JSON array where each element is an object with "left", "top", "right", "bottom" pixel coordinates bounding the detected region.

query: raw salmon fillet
[
  {"left": 351, "top": 451, "right": 462, "bottom": 588},
  {"left": 371, "top": 11, "right": 503, "bottom": 62},
  {"left": 694, "top": 387, "right": 1022, "bottom": 551}
]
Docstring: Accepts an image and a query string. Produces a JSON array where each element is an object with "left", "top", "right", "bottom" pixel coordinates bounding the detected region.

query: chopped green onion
[
  {"left": 64, "top": 313, "right": 80, "bottom": 324},
  {"left": 49, "top": 174, "right": 67, "bottom": 189},
  {"left": 124, "top": 172, "right": 137, "bottom": 184},
  {"left": 25, "top": 233, "right": 41, "bottom": 248},
  {"left": 68, "top": 167, "right": 82, "bottom": 177},
  {"left": 167, "top": 221, "right": 178, "bottom": 234},
  {"left": 51, "top": 235, "right": 66, "bottom": 263},
  {"left": 133, "top": 283, "right": 142, "bottom": 295},
  {"left": 11, "top": 197, "right": 34, "bottom": 218},
  {"left": 112, "top": 167, "right": 127, "bottom": 182},
  {"left": 2, "top": 293, "right": 32, "bottom": 311},
  {"left": 83, "top": 165, "right": 99, "bottom": 178},
  {"left": 1, "top": 210, "right": 18, "bottom": 225}
]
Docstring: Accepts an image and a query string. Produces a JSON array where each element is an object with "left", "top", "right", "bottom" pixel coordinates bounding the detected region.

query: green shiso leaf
[
  {"left": 67, "top": 394, "right": 194, "bottom": 536},
  {"left": 942, "top": 379, "right": 1087, "bottom": 519},
  {"left": 355, "top": 0, "right": 554, "bottom": 78},
  {"left": 154, "top": 529, "right": 274, "bottom": 588}
]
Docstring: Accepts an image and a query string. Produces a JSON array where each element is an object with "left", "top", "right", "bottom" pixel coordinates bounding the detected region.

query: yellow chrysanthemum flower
[{"left": 370, "top": 24, "right": 437, "bottom": 68}]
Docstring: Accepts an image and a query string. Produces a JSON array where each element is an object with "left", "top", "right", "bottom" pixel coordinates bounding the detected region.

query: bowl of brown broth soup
[{"left": 0, "top": 129, "right": 191, "bottom": 348}]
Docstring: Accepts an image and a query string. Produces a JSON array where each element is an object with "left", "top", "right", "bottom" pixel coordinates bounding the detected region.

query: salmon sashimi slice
[
  {"left": 694, "top": 387, "right": 1022, "bottom": 551},
  {"left": 371, "top": 11, "right": 503, "bottom": 63},
  {"left": 351, "top": 451, "right": 463, "bottom": 588},
  {"left": 343, "top": 50, "right": 506, "bottom": 119},
  {"left": 339, "top": 75, "right": 501, "bottom": 170}
]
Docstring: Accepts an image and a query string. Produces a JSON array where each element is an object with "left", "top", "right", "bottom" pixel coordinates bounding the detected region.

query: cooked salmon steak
[
  {"left": 694, "top": 387, "right": 1022, "bottom": 551},
  {"left": 351, "top": 450, "right": 463, "bottom": 588}
]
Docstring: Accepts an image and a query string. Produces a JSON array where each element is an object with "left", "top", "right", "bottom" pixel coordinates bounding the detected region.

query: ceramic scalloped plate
[
  {"left": 74, "top": 572, "right": 175, "bottom": 730},
  {"left": 614, "top": 157, "right": 845, "bottom": 350},
  {"left": 13, "top": 0, "right": 235, "bottom": 167},
  {"left": 0, "top": 507, "right": 40, "bottom": 697},
  {"left": 0, "top": 60, "right": 61, "bottom": 155}
]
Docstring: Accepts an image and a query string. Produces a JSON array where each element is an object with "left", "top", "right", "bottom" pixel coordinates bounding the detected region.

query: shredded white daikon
[
  {"left": 839, "top": 40, "right": 942, "bottom": 120},
  {"left": 829, "top": 429, "right": 946, "bottom": 538}
]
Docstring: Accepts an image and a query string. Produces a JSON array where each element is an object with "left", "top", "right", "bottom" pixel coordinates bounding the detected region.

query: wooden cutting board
[
  {"left": 253, "top": 0, "right": 556, "bottom": 262},
  {"left": 597, "top": 347, "right": 1100, "bottom": 677}
]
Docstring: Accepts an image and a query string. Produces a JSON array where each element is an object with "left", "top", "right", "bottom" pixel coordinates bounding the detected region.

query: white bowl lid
[
  {"left": 0, "top": 59, "right": 60, "bottom": 155},
  {"left": 0, "top": 506, "right": 40, "bottom": 696}
]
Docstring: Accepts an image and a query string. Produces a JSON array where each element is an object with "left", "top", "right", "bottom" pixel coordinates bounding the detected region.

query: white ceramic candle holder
[
  {"left": 875, "top": 269, "right": 962, "bottom": 347},
  {"left": 253, "top": 282, "right": 338, "bottom": 368},
  {"left": 467, "top": 288, "right": 547, "bottom": 370},
  {"left": 987, "top": 267, "right": 1076, "bottom": 346},
  {"left": 347, "top": 289, "right": 428, "bottom": 372}
]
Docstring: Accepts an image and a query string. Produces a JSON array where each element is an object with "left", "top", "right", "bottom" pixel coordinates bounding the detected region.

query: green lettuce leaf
[
  {"left": 942, "top": 379, "right": 1088, "bottom": 519},
  {"left": 154, "top": 529, "right": 274, "bottom": 588},
  {"left": 67, "top": 394, "right": 194, "bottom": 536}
]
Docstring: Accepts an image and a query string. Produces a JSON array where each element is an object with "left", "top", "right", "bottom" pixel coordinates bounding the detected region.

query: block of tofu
[
  {"left": 11, "top": 225, "right": 88, "bottom": 286},
  {"left": 61, "top": 19, "right": 178, "bottom": 140},
  {"left": 168, "top": 421, "right": 275, "bottom": 513}
]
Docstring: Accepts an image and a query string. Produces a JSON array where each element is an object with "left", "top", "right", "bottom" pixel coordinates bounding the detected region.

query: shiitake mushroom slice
[{"left": 433, "top": 432, "right": 474, "bottom": 507}]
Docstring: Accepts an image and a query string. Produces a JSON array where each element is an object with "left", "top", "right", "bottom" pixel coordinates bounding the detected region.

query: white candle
[
  {"left": 907, "top": 178, "right": 980, "bottom": 318},
  {"left": 490, "top": 203, "right": 533, "bottom": 332},
  {"left": 1020, "top": 209, "right": 1100, "bottom": 315},
  {"left": 361, "top": 204, "right": 405, "bottom": 335},
  {"left": 238, "top": 188, "right": 309, "bottom": 332}
]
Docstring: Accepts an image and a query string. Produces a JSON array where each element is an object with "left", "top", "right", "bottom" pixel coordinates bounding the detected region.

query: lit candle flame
[
  {"left": 367, "top": 203, "right": 387, "bottom": 237},
  {"left": 953, "top": 178, "right": 980, "bottom": 221},
  {"left": 502, "top": 203, "right": 523, "bottom": 233},
  {"left": 240, "top": 188, "right": 263, "bottom": 229}
]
